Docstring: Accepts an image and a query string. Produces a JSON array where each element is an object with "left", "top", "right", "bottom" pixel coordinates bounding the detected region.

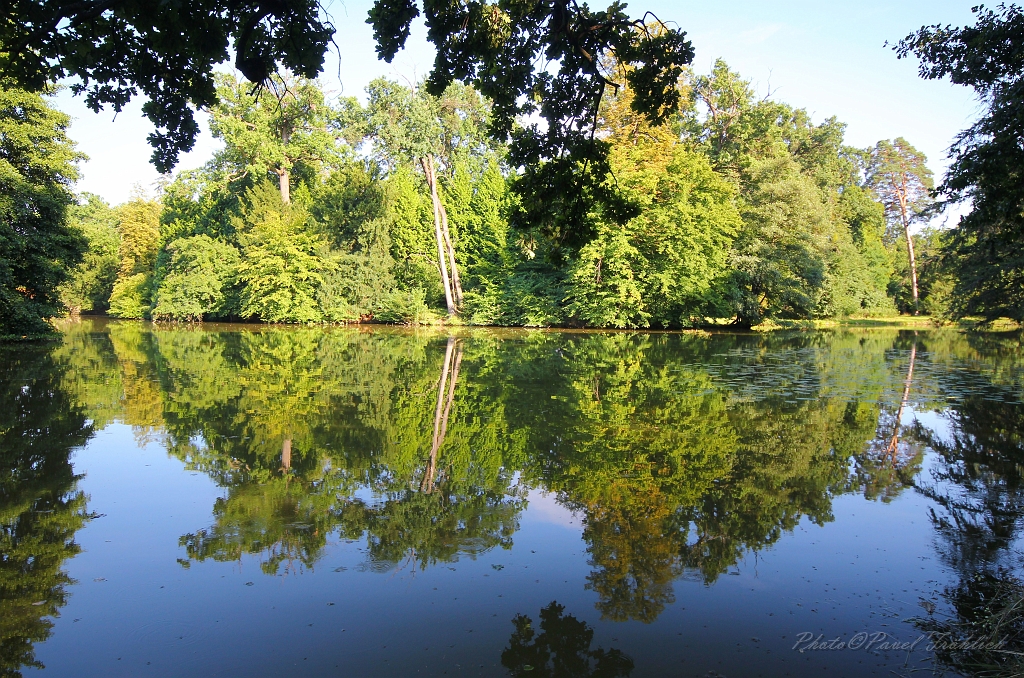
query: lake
[{"left": 3, "top": 320, "right": 1023, "bottom": 677}]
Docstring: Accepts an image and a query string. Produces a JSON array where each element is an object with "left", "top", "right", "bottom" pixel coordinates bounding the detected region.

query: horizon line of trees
[
  {"left": 2, "top": 5, "right": 1021, "bottom": 340},
  {"left": 53, "top": 59, "right": 948, "bottom": 331}
]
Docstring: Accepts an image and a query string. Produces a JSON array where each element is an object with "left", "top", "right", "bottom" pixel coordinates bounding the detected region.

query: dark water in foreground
[{"left": 2, "top": 321, "right": 1023, "bottom": 677}]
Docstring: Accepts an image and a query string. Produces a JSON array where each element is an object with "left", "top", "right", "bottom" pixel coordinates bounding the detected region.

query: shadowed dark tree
[
  {"left": 502, "top": 601, "right": 633, "bottom": 678},
  {"left": 910, "top": 393, "right": 1024, "bottom": 677},
  {"left": 897, "top": 4, "right": 1024, "bottom": 321},
  {"left": 0, "top": 86, "right": 85, "bottom": 338}
]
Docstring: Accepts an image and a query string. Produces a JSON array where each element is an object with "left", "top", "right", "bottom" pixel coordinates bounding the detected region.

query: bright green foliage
[
  {"left": 107, "top": 273, "right": 150, "bottom": 320},
  {"left": 160, "top": 169, "right": 242, "bottom": 242},
  {"left": 84, "top": 65, "right": 915, "bottom": 328},
  {"left": 108, "top": 197, "right": 161, "bottom": 319},
  {"left": 365, "top": 78, "right": 495, "bottom": 314},
  {"left": 233, "top": 183, "right": 325, "bottom": 323},
  {"left": 444, "top": 162, "right": 513, "bottom": 323},
  {"left": 210, "top": 72, "right": 350, "bottom": 203},
  {"left": 723, "top": 156, "right": 830, "bottom": 325},
  {"left": 566, "top": 141, "right": 741, "bottom": 328},
  {"left": 566, "top": 226, "right": 647, "bottom": 328},
  {"left": 310, "top": 164, "right": 398, "bottom": 321},
  {"left": 58, "top": 194, "right": 119, "bottom": 315},
  {"left": 686, "top": 59, "right": 758, "bottom": 176},
  {"left": 836, "top": 186, "right": 896, "bottom": 314},
  {"left": 152, "top": 235, "right": 241, "bottom": 321},
  {"left": 379, "top": 166, "right": 440, "bottom": 300},
  {"left": 0, "top": 86, "right": 84, "bottom": 338},
  {"left": 686, "top": 60, "right": 901, "bottom": 325},
  {"left": 494, "top": 261, "right": 568, "bottom": 327}
]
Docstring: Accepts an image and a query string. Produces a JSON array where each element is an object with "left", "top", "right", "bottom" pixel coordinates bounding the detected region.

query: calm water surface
[{"left": 3, "top": 321, "right": 1023, "bottom": 677}]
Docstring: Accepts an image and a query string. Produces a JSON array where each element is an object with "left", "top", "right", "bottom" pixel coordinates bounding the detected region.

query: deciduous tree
[
  {"left": 0, "top": 85, "right": 84, "bottom": 338},
  {"left": 210, "top": 73, "right": 349, "bottom": 204}
]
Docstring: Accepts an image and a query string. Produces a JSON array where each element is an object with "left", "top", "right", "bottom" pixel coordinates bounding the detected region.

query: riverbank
[{"left": 4, "top": 313, "right": 1021, "bottom": 344}]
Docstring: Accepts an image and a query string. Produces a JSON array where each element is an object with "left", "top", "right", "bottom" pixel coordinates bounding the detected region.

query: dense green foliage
[
  {"left": 83, "top": 61, "right": 934, "bottom": 328},
  {"left": 57, "top": 194, "right": 118, "bottom": 315},
  {"left": 898, "top": 4, "right": 1024, "bottom": 322},
  {"left": 0, "top": 86, "right": 84, "bottom": 338},
  {"left": 107, "top": 197, "right": 161, "bottom": 319}
]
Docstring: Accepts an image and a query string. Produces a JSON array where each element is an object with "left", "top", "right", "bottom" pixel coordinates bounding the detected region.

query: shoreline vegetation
[
  {"left": 11, "top": 313, "right": 1015, "bottom": 345},
  {"left": 7, "top": 310, "right": 1022, "bottom": 344},
  {"left": 2, "top": 7, "right": 1021, "bottom": 351},
  {"left": 12, "top": 63, "right": 956, "bottom": 338},
  {"left": 5, "top": 310, "right": 1023, "bottom": 344}
]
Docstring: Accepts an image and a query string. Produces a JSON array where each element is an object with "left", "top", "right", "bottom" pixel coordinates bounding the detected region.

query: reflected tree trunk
[
  {"left": 281, "top": 438, "right": 292, "bottom": 472},
  {"left": 886, "top": 341, "right": 917, "bottom": 461},
  {"left": 422, "top": 337, "right": 462, "bottom": 493}
]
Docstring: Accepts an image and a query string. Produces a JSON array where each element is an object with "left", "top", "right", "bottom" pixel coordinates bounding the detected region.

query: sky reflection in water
[{"left": 2, "top": 321, "right": 1022, "bottom": 677}]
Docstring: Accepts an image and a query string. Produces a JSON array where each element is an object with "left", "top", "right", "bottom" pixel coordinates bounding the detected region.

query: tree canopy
[
  {"left": 0, "top": 85, "right": 84, "bottom": 338},
  {"left": 896, "top": 3, "right": 1024, "bottom": 321},
  {"left": 4, "top": 0, "right": 693, "bottom": 240}
]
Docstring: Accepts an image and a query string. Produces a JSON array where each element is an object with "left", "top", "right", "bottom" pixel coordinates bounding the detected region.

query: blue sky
[{"left": 55, "top": 0, "right": 981, "bottom": 205}]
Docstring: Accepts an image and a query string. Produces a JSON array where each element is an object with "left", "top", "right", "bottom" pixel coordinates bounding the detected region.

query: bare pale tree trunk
[
  {"left": 438, "top": 201, "right": 464, "bottom": 308},
  {"left": 276, "top": 168, "right": 291, "bottom": 204},
  {"left": 904, "top": 220, "right": 919, "bottom": 313},
  {"left": 278, "top": 123, "right": 292, "bottom": 204},
  {"left": 440, "top": 341, "right": 463, "bottom": 440},
  {"left": 886, "top": 341, "right": 917, "bottom": 461},
  {"left": 281, "top": 438, "right": 292, "bottom": 471},
  {"left": 421, "top": 155, "right": 456, "bottom": 316},
  {"left": 897, "top": 175, "right": 919, "bottom": 313}
]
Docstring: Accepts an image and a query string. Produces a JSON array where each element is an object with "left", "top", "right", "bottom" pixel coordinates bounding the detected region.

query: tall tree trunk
[
  {"left": 277, "top": 168, "right": 291, "bottom": 204},
  {"left": 281, "top": 438, "right": 292, "bottom": 471},
  {"left": 278, "top": 122, "right": 292, "bottom": 204},
  {"left": 421, "top": 155, "right": 456, "bottom": 316},
  {"left": 904, "top": 221, "right": 919, "bottom": 314},
  {"left": 439, "top": 340, "right": 463, "bottom": 441},
  {"left": 898, "top": 177, "right": 919, "bottom": 314},
  {"left": 438, "top": 201, "right": 463, "bottom": 308}
]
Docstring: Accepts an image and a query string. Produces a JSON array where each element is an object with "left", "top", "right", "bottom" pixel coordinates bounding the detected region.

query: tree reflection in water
[
  {"left": 0, "top": 346, "right": 93, "bottom": 677},
  {"left": 910, "top": 376, "right": 1024, "bottom": 677},
  {"left": 36, "top": 321, "right": 1024, "bottom": 641},
  {"left": 164, "top": 330, "right": 526, "bottom": 574},
  {"left": 502, "top": 601, "right": 633, "bottom": 678}
]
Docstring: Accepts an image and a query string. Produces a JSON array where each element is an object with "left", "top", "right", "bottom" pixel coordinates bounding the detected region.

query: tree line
[
  {"left": 3, "top": 5, "right": 1020, "bottom": 337},
  {"left": 43, "top": 60, "right": 945, "bottom": 331}
]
